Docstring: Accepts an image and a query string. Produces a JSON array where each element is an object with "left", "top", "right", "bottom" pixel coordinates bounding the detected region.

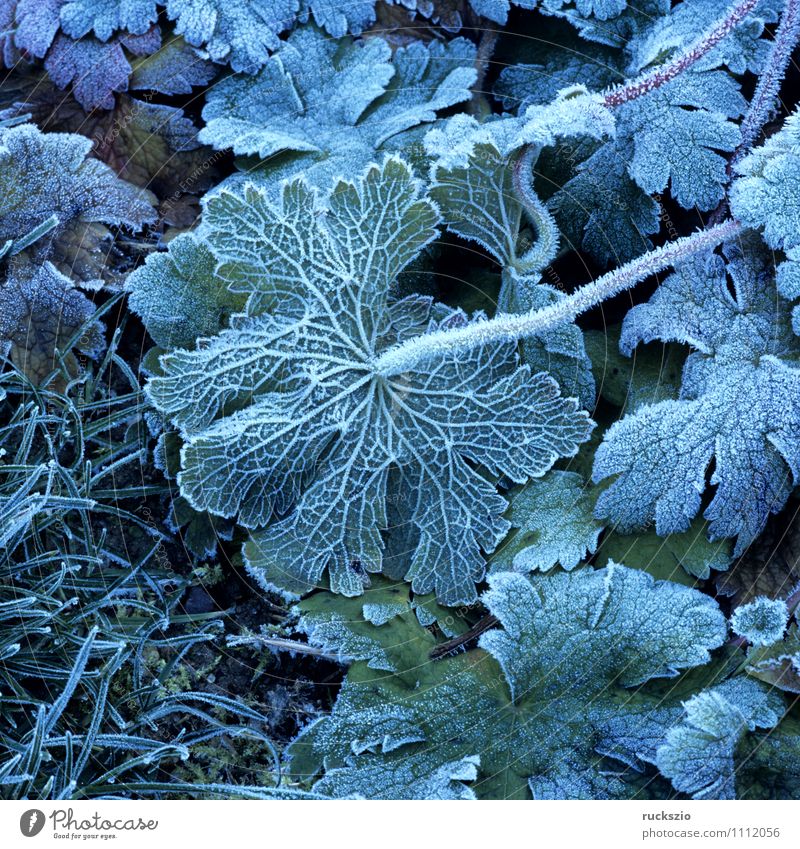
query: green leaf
[
  {"left": 491, "top": 470, "right": 603, "bottom": 572},
  {"left": 127, "top": 234, "right": 247, "bottom": 349},
  {"left": 199, "top": 26, "right": 477, "bottom": 189},
  {"left": 290, "top": 564, "right": 727, "bottom": 799},
  {"left": 596, "top": 515, "right": 733, "bottom": 584},
  {"left": 146, "top": 157, "right": 592, "bottom": 605}
]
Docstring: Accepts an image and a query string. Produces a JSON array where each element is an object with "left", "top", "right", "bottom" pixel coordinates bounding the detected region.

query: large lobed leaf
[
  {"left": 199, "top": 25, "right": 477, "bottom": 190},
  {"left": 290, "top": 564, "right": 727, "bottom": 798},
  {"left": 143, "top": 157, "right": 592, "bottom": 605},
  {"left": 593, "top": 241, "right": 800, "bottom": 556}
]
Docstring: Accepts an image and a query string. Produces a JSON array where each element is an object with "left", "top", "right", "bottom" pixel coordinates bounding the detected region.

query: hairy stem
[
  {"left": 376, "top": 219, "right": 743, "bottom": 377},
  {"left": 731, "top": 0, "right": 800, "bottom": 167},
  {"left": 603, "top": 0, "right": 759, "bottom": 108},
  {"left": 511, "top": 146, "right": 560, "bottom": 273}
]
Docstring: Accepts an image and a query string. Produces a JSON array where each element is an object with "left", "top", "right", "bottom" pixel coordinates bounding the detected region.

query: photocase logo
[{"left": 19, "top": 810, "right": 45, "bottom": 837}]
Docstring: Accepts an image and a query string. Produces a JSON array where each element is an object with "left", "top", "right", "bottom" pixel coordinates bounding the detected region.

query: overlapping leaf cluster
[{"left": 3, "top": 0, "right": 800, "bottom": 803}]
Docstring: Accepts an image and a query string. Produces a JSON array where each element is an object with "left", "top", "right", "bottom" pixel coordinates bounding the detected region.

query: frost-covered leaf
[
  {"left": 540, "top": 0, "right": 670, "bottom": 49},
  {"left": 297, "top": 577, "right": 433, "bottom": 672},
  {"left": 127, "top": 234, "right": 246, "bottom": 349},
  {"left": 10, "top": 0, "right": 61, "bottom": 59},
  {"left": 129, "top": 36, "right": 216, "bottom": 94},
  {"left": 745, "top": 625, "right": 800, "bottom": 694},
  {"left": 146, "top": 158, "right": 591, "bottom": 605},
  {"left": 302, "top": 0, "right": 379, "bottom": 36},
  {"left": 165, "top": 0, "right": 298, "bottom": 72},
  {"left": 656, "top": 678, "right": 784, "bottom": 799},
  {"left": 551, "top": 141, "right": 660, "bottom": 266},
  {"left": 553, "top": 71, "right": 743, "bottom": 264},
  {"left": 494, "top": 35, "right": 622, "bottom": 112},
  {"left": 199, "top": 26, "right": 476, "bottom": 190},
  {"left": 44, "top": 33, "right": 132, "bottom": 110},
  {"left": 59, "top": 0, "right": 158, "bottom": 41},
  {"left": 0, "top": 123, "right": 155, "bottom": 284},
  {"left": 426, "top": 89, "right": 614, "bottom": 166},
  {"left": 491, "top": 471, "right": 602, "bottom": 572},
  {"left": 289, "top": 564, "right": 726, "bottom": 799},
  {"left": 731, "top": 597, "right": 789, "bottom": 647},
  {"left": 627, "top": 0, "right": 781, "bottom": 77},
  {"left": 428, "top": 140, "right": 557, "bottom": 276},
  {"left": 0, "top": 262, "right": 104, "bottom": 383},
  {"left": 731, "top": 110, "right": 800, "bottom": 334},
  {"left": 593, "top": 242, "right": 800, "bottom": 556},
  {"left": 596, "top": 515, "right": 733, "bottom": 584},
  {"left": 0, "top": 78, "right": 215, "bottom": 233},
  {"left": 622, "top": 73, "right": 743, "bottom": 209}
]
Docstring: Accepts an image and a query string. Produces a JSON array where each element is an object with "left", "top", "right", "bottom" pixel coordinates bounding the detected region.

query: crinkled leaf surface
[
  {"left": 0, "top": 262, "right": 104, "bottom": 383},
  {"left": 731, "top": 111, "right": 800, "bottom": 252},
  {"left": 0, "top": 123, "right": 155, "bottom": 284},
  {"left": 553, "top": 71, "right": 743, "bottom": 265},
  {"left": 127, "top": 234, "right": 247, "bottom": 349},
  {"left": 593, "top": 243, "right": 800, "bottom": 556},
  {"left": 656, "top": 678, "right": 784, "bottom": 800},
  {"left": 129, "top": 36, "right": 215, "bottom": 94},
  {"left": 146, "top": 158, "right": 591, "bottom": 605},
  {"left": 199, "top": 26, "right": 476, "bottom": 190},
  {"left": 59, "top": 0, "right": 159, "bottom": 41},
  {"left": 289, "top": 564, "right": 727, "bottom": 798},
  {"left": 44, "top": 33, "right": 133, "bottom": 110},
  {"left": 731, "top": 597, "right": 789, "bottom": 647},
  {"left": 627, "top": 0, "right": 780, "bottom": 78},
  {"left": 165, "top": 0, "right": 298, "bottom": 72},
  {"left": 425, "top": 137, "right": 595, "bottom": 406},
  {"left": 491, "top": 470, "right": 603, "bottom": 572},
  {"left": 731, "top": 110, "right": 800, "bottom": 334},
  {"left": 620, "top": 73, "right": 743, "bottom": 210}
]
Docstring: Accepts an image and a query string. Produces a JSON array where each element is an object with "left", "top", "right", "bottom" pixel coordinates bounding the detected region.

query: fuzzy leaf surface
[
  {"left": 593, "top": 244, "right": 800, "bottom": 556},
  {"left": 199, "top": 25, "right": 476, "bottom": 189},
  {"left": 290, "top": 564, "right": 726, "bottom": 798},
  {"left": 146, "top": 158, "right": 591, "bottom": 604}
]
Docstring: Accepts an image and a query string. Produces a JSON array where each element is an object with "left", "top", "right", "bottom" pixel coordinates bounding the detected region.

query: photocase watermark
[
  {"left": 18, "top": 807, "right": 159, "bottom": 839},
  {"left": 20, "top": 810, "right": 45, "bottom": 838}
]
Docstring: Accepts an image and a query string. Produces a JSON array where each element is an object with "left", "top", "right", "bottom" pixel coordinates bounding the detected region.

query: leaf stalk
[{"left": 375, "top": 219, "right": 743, "bottom": 377}]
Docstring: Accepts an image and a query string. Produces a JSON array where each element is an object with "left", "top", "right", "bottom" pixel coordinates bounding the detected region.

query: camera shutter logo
[{"left": 20, "top": 810, "right": 46, "bottom": 837}]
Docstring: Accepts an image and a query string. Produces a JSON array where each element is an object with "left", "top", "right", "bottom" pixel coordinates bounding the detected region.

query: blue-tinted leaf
[
  {"left": 593, "top": 242, "right": 800, "bottom": 556},
  {"left": 657, "top": 678, "right": 784, "bottom": 799},
  {"left": 147, "top": 158, "right": 592, "bottom": 604},
  {"left": 199, "top": 26, "right": 477, "bottom": 189},
  {"left": 290, "top": 564, "right": 726, "bottom": 798}
]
